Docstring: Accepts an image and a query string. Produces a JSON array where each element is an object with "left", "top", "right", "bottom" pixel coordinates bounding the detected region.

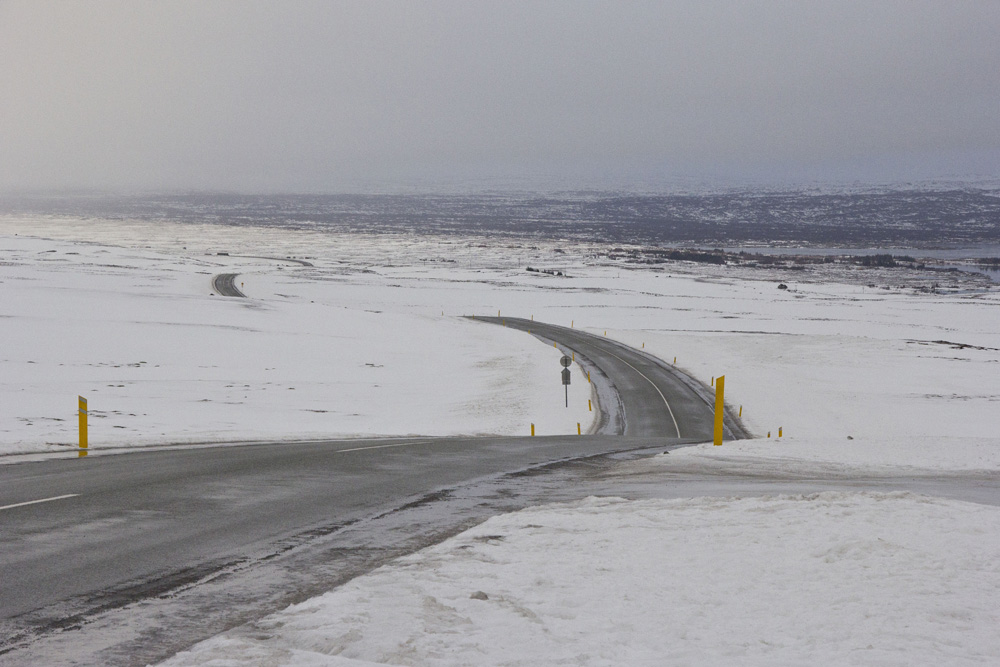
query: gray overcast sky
[{"left": 1, "top": 1, "right": 999, "bottom": 192}]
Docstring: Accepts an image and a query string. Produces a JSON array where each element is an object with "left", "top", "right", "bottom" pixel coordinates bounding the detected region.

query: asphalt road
[
  {"left": 210, "top": 272, "right": 245, "bottom": 297},
  {"left": 0, "top": 317, "right": 736, "bottom": 664}
]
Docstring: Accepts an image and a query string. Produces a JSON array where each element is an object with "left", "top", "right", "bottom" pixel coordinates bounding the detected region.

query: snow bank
[
  {"left": 0, "top": 234, "right": 593, "bottom": 455},
  {"left": 162, "top": 492, "right": 1000, "bottom": 666}
]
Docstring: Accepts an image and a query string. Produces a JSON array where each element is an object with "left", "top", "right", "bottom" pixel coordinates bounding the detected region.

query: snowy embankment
[
  {"left": 4, "top": 216, "right": 999, "bottom": 665},
  {"left": 0, "top": 232, "right": 593, "bottom": 456},
  {"left": 164, "top": 492, "right": 1000, "bottom": 666}
]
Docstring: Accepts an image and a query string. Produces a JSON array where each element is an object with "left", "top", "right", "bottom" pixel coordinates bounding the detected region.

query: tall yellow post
[
  {"left": 713, "top": 376, "right": 725, "bottom": 446},
  {"left": 588, "top": 399, "right": 592, "bottom": 411},
  {"left": 778, "top": 427, "right": 783, "bottom": 438},
  {"left": 577, "top": 423, "right": 581, "bottom": 435},
  {"left": 531, "top": 423, "right": 535, "bottom": 437},
  {"left": 78, "top": 395, "right": 88, "bottom": 457},
  {"left": 739, "top": 405, "right": 743, "bottom": 417}
]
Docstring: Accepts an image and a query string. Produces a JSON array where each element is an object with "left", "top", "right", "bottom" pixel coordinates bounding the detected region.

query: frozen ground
[
  {"left": 163, "top": 492, "right": 1000, "bottom": 666},
  {"left": 3, "top": 214, "right": 999, "bottom": 664}
]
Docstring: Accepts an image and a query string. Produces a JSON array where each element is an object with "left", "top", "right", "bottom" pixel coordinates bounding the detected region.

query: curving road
[
  {"left": 0, "top": 317, "right": 739, "bottom": 665},
  {"left": 211, "top": 272, "right": 246, "bottom": 297}
]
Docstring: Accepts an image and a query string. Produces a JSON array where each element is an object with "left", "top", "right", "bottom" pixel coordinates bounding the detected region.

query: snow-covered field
[
  {"left": 164, "top": 492, "right": 1000, "bottom": 666},
  {"left": 3, "top": 214, "right": 999, "bottom": 665}
]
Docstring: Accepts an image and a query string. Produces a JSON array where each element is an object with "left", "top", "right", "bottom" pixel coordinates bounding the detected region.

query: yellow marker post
[
  {"left": 577, "top": 423, "right": 581, "bottom": 435},
  {"left": 778, "top": 427, "right": 783, "bottom": 438},
  {"left": 739, "top": 405, "right": 743, "bottom": 418},
  {"left": 572, "top": 352, "right": 575, "bottom": 361},
  {"left": 571, "top": 320, "right": 574, "bottom": 328},
  {"left": 531, "top": 423, "right": 535, "bottom": 437},
  {"left": 713, "top": 375, "right": 725, "bottom": 446},
  {"left": 673, "top": 357, "right": 676, "bottom": 364},
  {"left": 711, "top": 376, "right": 714, "bottom": 387},
  {"left": 588, "top": 399, "right": 592, "bottom": 412},
  {"left": 78, "top": 395, "right": 88, "bottom": 457},
  {"left": 554, "top": 341, "right": 557, "bottom": 348},
  {"left": 587, "top": 371, "right": 591, "bottom": 383}
]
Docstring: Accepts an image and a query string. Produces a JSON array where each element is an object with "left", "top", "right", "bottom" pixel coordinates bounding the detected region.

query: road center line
[
  {"left": 605, "top": 351, "right": 681, "bottom": 438},
  {"left": 0, "top": 494, "right": 80, "bottom": 513},
  {"left": 336, "top": 441, "right": 432, "bottom": 454}
]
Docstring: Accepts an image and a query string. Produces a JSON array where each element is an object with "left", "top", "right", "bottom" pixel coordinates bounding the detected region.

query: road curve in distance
[
  {"left": 472, "top": 316, "right": 750, "bottom": 442},
  {"left": 212, "top": 272, "right": 246, "bottom": 297}
]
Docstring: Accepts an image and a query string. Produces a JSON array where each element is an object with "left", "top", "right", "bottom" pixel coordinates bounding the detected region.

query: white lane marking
[
  {"left": 0, "top": 494, "right": 80, "bottom": 513},
  {"left": 605, "top": 351, "right": 681, "bottom": 438},
  {"left": 336, "top": 441, "right": 433, "bottom": 454}
]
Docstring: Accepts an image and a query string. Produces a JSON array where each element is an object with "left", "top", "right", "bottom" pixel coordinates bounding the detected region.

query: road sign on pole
[
  {"left": 562, "top": 367, "right": 571, "bottom": 407},
  {"left": 560, "top": 355, "right": 572, "bottom": 368}
]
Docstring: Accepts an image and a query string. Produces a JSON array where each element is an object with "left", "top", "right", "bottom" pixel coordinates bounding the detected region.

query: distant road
[
  {"left": 473, "top": 316, "right": 749, "bottom": 440},
  {"left": 0, "top": 317, "right": 742, "bottom": 664},
  {"left": 211, "top": 272, "right": 245, "bottom": 297}
]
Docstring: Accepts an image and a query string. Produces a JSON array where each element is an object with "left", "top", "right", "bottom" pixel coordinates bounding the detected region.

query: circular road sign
[{"left": 560, "top": 355, "right": 572, "bottom": 367}]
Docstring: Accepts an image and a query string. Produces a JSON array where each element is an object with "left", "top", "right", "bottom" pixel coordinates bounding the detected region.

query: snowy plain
[{"left": 2, "top": 214, "right": 999, "bottom": 665}]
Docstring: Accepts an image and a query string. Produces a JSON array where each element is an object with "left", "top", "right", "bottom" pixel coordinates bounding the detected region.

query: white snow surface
[
  {"left": 4, "top": 216, "right": 999, "bottom": 665},
  {"left": 162, "top": 492, "right": 1000, "bottom": 666}
]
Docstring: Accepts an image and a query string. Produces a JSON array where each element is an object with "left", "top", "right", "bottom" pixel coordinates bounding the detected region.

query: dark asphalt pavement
[
  {"left": 210, "top": 273, "right": 245, "bottom": 297},
  {"left": 0, "top": 316, "right": 735, "bottom": 664}
]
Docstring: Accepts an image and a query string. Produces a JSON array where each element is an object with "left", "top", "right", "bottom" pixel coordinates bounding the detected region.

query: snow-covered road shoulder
[{"left": 162, "top": 491, "right": 1000, "bottom": 666}]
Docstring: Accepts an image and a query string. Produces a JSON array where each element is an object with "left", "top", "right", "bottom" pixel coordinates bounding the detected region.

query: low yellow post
[
  {"left": 711, "top": 376, "right": 714, "bottom": 387},
  {"left": 642, "top": 342, "right": 645, "bottom": 348},
  {"left": 577, "top": 423, "right": 581, "bottom": 435},
  {"left": 531, "top": 423, "right": 535, "bottom": 436},
  {"left": 739, "top": 405, "right": 743, "bottom": 417},
  {"left": 571, "top": 320, "right": 574, "bottom": 328},
  {"left": 673, "top": 356, "right": 676, "bottom": 364},
  {"left": 713, "top": 375, "right": 725, "bottom": 446},
  {"left": 768, "top": 431, "right": 771, "bottom": 438},
  {"left": 778, "top": 427, "right": 783, "bottom": 438},
  {"left": 604, "top": 330, "right": 607, "bottom": 336},
  {"left": 554, "top": 341, "right": 557, "bottom": 348},
  {"left": 588, "top": 399, "right": 592, "bottom": 411},
  {"left": 572, "top": 352, "right": 575, "bottom": 361},
  {"left": 78, "top": 395, "right": 88, "bottom": 457},
  {"left": 587, "top": 371, "right": 591, "bottom": 383}
]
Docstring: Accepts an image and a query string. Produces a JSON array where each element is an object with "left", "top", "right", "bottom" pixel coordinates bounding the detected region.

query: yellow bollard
[
  {"left": 768, "top": 431, "right": 771, "bottom": 438},
  {"left": 531, "top": 423, "right": 535, "bottom": 437},
  {"left": 588, "top": 399, "right": 592, "bottom": 412},
  {"left": 642, "top": 342, "right": 644, "bottom": 348},
  {"left": 571, "top": 320, "right": 574, "bottom": 328},
  {"left": 778, "top": 427, "right": 783, "bottom": 438},
  {"left": 673, "top": 356, "right": 676, "bottom": 364},
  {"left": 572, "top": 352, "right": 575, "bottom": 361},
  {"left": 604, "top": 331, "right": 607, "bottom": 336},
  {"left": 713, "top": 376, "right": 725, "bottom": 446},
  {"left": 554, "top": 341, "right": 557, "bottom": 348},
  {"left": 587, "top": 371, "right": 591, "bottom": 383},
  {"left": 78, "top": 395, "right": 88, "bottom": 457},
  {"left": 711, "top": 376, "right": 714, "bottom": 387},
  {"left": 739, "top": 405, "right": 743, "bottom": 418},
  {"left": 577, "top": 422, "right": 581, "bottom": 435}
]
